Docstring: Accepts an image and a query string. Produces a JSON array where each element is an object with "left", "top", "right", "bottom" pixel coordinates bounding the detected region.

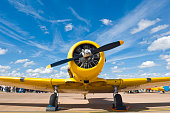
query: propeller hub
[{"left": 82, "top": 49, "right": 92, "bottom": 57}]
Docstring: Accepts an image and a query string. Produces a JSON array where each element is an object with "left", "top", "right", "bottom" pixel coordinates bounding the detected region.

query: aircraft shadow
[
  {"left": 126, "top": 102, "right": 170, "bottom": 112},
  {"left": 1, "top": 98, "right": 170, "bottom": 112},
  {"left": 60, "top": 98, "right": 170, "bottom": 112},
  {"left": 60, "top": 98, "right": 113, "bottom": 111}
]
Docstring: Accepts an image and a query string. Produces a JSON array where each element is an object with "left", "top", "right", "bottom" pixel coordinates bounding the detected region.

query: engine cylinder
[{"left": 67, "top": 40, "right": 105, "bottom": 82}]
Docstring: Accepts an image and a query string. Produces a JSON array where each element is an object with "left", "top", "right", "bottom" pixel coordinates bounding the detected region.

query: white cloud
[
  {"left": 117, "top": 62, "right": 125, "bottom": 65},
  {"left": 26, "top": 67, "right": 53, "bottom": 74},
  {"left": 148, "top": 36, "right": 170, "bottom": 51},
  {"left": 99, "top": 73, "right": 111, "bottom": 79},
  {"left": 65, "top": 23, "right": 73, "bottom": 31},
  {"left": 26, "top": 67, "right": 57, "bottom": 78},
  {"left": 138, "top": 61, "right": 157, "bottom": 68},
  {"left": 40, "top": 25, "right": 47, "bottom": 30},
  {"left": 108, "top": 53, "right": 148, "bottom": 62},
  {"left": 18, "top": 50, "right": 22, "bottom": 54},
  {"left": 138, "top": 40, "right": 150, "bottom": 45},
  {"left": 0, "top": 41, "right": 14, "bottom": 47},
  {"left": 0, "top": 48, "right": 8, "bottom": 55},
  {"left": 39, "top": 25, "right": 49, "bottom": 34},
  {"left": 112, "top": 66, "right": 118, "bottom": 69},
  {"left": 111, "top": 66, "right": 122, "bottom": 73},
  {"left": 160, "top": 55, "right": 170, "bottom": 69},
  {"left": 15, "top": 59, "right": 29, "bottom": 64},
  {"left": 7, "top": 70, "right": 24, "bottom": 77},
  {"left": 131, "top": 18, "right": 160, "bottom": 34},
  {"left": 44, "top": 31, "right": 49, "bottom": 34},
  {"left": 0, "top": 65, "right": 11, "bottom": 73},
  {"left": 8, "top": 0, "right": 45, "bottom": 21},
  {"left": 161, "top": 31, "right": 170, "bottom": 36},
  {"left": 100, "top": 19, "right": 112, "bottom": 25},
  {"left": 116, "top": 74, "right": 135, "bottom": 78},
  {"left": 24, "top": 61, "right": 35, "bottom": 67},
  {"left": 31, "top": 51, "right": 42, "bottom": 57},
  {"left": 50, "top": 71, "right": 69, "bottom": 79},
  {"left": 49, "top": 19, "right": 71, "bottom": 23},
  {"left": 139, "top": 73, "right": 161, "bottom": 77},
  {"left": 0, "top": 69, "right": 6, "bottom": 73},
  {"left": 60, "top": 65, "right": 69, "bottom": 70},
  {"left": 112, "top": 62, "right": 116, "bottom": 64},
  {"left": 150, "top": 24, "right": 169, "bottom": 34},
  {"left": 0, "top": 18, "right": 53, "bottom": 51},
  {"left": 28, "top": 41, "right": 53, "bottom": 51},
  {"left": 167, "top": 66, "right": 170, "bottom": 69},
  {"left": 165, "top": 72, "right": 170, "bottom": 76},
  {"left": 87, "top": 0, "right": 167, "bottom": 57},
  {"left": 0, "top": 69, "right": 23, "bottom": 77},
  {"left": 68, "top": 7, "right": 89, "bottom": 25},
  {"left": 116, "top": 72, "right": 170, "bottom": 78},
  {"left": 92, "top": 0, "right": 167, "bottom": 47},
  {"left": 0, "top": 65, "right": 11, "bottom": 70}
]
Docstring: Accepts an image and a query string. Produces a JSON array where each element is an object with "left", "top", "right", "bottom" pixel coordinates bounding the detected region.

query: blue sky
[{"left": 0, "top": 0, "right": 170, "bottom": 79}]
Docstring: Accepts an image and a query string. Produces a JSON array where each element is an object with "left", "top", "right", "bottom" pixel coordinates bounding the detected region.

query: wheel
[
  {"left": 49, "top": 94, "right": 58, "bottom": 107},
  {"left": 84, "top": 96, "right": 86, "bottom": 100},
  {"left": 113, "top": 94, "right": 123, "bottom": 108}
]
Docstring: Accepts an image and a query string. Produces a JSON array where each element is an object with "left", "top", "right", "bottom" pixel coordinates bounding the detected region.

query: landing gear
[
  {"left": 49, "top": 93, "right": 58, "bottom": 107},
  {"left": 82, "top": 93, "right": 87, "bottom": 100},
  {"left": 46, "top": 86, "right": 59, "bottom": 111},
  {"left": 112, "top": 86, "right": 128, "bottom": 111},
  {"left": 83, "top": 93, "right": 87, "bottom": 100}
]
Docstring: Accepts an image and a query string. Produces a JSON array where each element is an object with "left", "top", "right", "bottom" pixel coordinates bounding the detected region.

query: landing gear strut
[
  {"left": 83, "top": 93, "right": 87, "bottom": 100},
  {"left": 46, "top": 86, "right": 59, "bottom": 111},
  {"left": 112, "top": 86, "right": 127, "bottom": 111}
]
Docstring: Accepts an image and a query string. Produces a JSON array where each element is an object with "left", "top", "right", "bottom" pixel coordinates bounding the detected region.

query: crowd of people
[{"left": 0, "top": 85, "right": 48, "bottom": 93}]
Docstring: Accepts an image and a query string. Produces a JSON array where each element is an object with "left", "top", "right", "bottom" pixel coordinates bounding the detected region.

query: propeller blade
[
  {"left": 92, "top": 40, "right": 124, "bottom": 54},
  {"left": 46, "top": 40, "right": 124, "bottom": 68},
  {"left": 46, "top": 54, "right": 82, "bottom": 68}
]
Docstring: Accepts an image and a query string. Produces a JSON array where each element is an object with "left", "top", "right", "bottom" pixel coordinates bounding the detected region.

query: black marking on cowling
[
  {"left": 147, "top": 78, "right": 151, "bottom": 82},
  {"left": 20, "top": 77, "right": 25, "bottom": 82}
]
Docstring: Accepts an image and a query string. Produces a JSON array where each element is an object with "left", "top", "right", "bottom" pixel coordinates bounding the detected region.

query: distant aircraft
[
  {"left": 1, "top": 40, "right": 170, "bottom": 111},
  {"left": 147, "top": 86, "right": 169, "bottom": 93}
]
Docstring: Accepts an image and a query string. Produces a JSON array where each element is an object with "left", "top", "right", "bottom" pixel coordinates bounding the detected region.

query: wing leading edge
[
  {"left": 117, "top": 77, "right": 170, "bottom": 91},
  {"left": 0, "top": 76, "right": 66, "bottom": 92},
  {"left": 0, "top": 76, "right": 170, "bottom": 93}
]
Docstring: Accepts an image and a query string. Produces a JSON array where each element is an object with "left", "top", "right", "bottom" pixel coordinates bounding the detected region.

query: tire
[
  {"left": 114, "top": 94, "right": 123, "bottom": 108},
  {"left": 49, "top": 94, "right": 57, "bottom": 107},
  {"left": 84, "top": 96, "right": 86, "bottom": 100}
]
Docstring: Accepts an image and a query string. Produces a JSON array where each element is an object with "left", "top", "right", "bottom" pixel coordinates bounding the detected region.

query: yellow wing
[
  {"left": 0, "top": 76, "right": 66, "bottom": 92},
  {"left": 0, "top": 76, "right": 85, "bottom": 93},
  {"left": 150, "top": 86, "right": 165, "bottom": 91},
  {"left": 86, "top": 77, "right": 170, "bottom": 93},
  {"left": 1, "top": 76, "right": 170, "bottom": 93},
  {"left": 109, "top": 77, "right": 170, "bottom": 92}
]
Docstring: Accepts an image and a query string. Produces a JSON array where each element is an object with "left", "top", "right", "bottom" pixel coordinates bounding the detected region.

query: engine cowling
[{"left": 67, "top": 40, "right": 105, "bottom": 82}]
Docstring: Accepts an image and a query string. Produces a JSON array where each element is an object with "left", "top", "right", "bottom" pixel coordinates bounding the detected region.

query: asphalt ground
[{"left": 0, "top": 92, "right": 170, "bottom": 112}]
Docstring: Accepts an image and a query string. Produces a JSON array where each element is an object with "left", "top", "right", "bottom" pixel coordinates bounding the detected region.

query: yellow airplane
[
  {"left": 0, "top": 40, "right": 170, "bottom": 111},
  {"left": 147, "top": 86, "right": 169, "bottom": 93}
]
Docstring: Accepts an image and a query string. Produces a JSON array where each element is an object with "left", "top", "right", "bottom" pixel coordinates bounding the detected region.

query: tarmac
[{"left": 0, "top": 92, "right": 170, "bottom": 112}]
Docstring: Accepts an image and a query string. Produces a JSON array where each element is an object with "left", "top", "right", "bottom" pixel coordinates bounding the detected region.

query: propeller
[{"left": 46, "top": 40, "right": 124, "bottom": 68}]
